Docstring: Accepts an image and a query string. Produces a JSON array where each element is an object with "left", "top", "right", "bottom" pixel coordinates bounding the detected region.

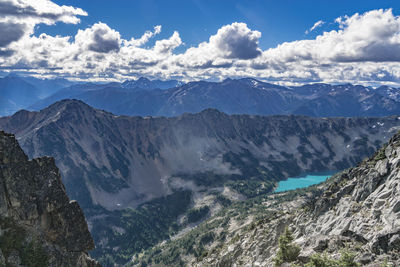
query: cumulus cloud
[
  {"left": 1, "top": 3, "right": 400, "bottom": 86},
  {"left": 0, "top": 0, "right": 86, "bottom": 23},
  {"left": 211, "top": 22, "right": 262, "bottom": 59},
  {"left": 305, "top": 20, "right": 324, "bottom": 34},
  {"left": 172, "top": 22, "right": 261, "bottom": 70},
  {"left": 0, "top": 0, "right": 86, "bottom": 47},
  {"left": 261, "top": 9, "right": 400, "bottom": 64},
  {"left": 75, "top": 23, "right": 121, "bottom": 53}
]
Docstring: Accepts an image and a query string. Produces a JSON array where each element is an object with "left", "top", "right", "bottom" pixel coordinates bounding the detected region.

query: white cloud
[
  {"left": 153, "top": 31, "right": 182, "bottom": 54},
  {"left": 75, "top": 22, "right": 121, "bottom": 53},
  {"left": 0, "top": 0, "right": 86, "bottom": 47},
  {"left": 171, "top": 22, "right": 261, "bottom": 70},
  {"left": 261, "top": 9, "right": 400, "bottom": 63},
  {"left": 1, "top": 3, "right": 400, "bottom": 86},
  {"left": 210, "top": 22, "right": 262, "bottom": 59},
  {"left": 124, "top": 25, "right": 162, "bottom": 47},
  {"left": 305, "top": 20, "right": 324, "bottom": 34}
]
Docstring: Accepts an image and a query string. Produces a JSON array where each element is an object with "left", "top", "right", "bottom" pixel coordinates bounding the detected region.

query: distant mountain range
[
  {"left": 2, "top": 74, "right": 400, "bottom": 118},
  {"left": 0, "top": 75, "right": 181, "bottom": 116},
  {"left": 28, "top": 77, "right": 400, "bottom": 118},
  {"left": 121, "top": 77, "right": 182, "bottom": 90},
  {"left": 0, "top": 74, "right": 75, "bottom": 116}
]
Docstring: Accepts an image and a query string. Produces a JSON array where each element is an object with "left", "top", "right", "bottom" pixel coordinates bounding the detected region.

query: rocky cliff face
[
  {"left": 0, "top": 131, "right": 100, "bottom": 267},
  {"left": 189, "top": 132, "right": 400, "bottom": 266}
]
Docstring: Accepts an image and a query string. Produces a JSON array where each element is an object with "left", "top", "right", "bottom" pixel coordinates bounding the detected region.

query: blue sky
[
  {"left": 40, "top": 0, "right": 400, "bottom": 51},
  {"left": 1, "top": 0, "right": 400, "bottom": 86}
]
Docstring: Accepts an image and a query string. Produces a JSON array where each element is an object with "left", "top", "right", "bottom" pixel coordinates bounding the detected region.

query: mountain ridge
[{"left": 28, "top": 79, "right": 400, "bottom": 118}]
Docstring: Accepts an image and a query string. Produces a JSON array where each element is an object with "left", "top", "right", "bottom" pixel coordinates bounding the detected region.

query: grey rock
[
  {"left": 388, "top": 234, "right": 400, "bottom": 251},
  {"left": 313, "top": 236, "right": 329, "bottom": 252},
  {"left": 358, "top": 252, "right": 374, "bottom": 264},
  {"left": 0, "top": 131, "right": 100, "bottom": 267},
  {"left": 7, "top": 251, "right": 21, "bottom": 266}
]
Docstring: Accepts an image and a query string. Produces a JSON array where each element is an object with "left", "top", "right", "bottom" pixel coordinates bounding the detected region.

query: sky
[{"left": 1, "top": 0, "right": 400, "bottom": 86}]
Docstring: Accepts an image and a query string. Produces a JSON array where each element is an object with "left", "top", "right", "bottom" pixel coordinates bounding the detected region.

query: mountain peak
[
  {"left": 137, "top": 77, "right": 151, "bottom": 82},
  {"left": 41, "top": 99, "right": 103, "bottom": 118}
]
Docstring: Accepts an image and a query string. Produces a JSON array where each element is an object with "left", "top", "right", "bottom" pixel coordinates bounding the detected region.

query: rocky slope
[
  {"left": 139, "top": 131, "right": 400, "bottom": 266},
  {"left": 0, "top": 131, "right": 100, "bottom": 266}
]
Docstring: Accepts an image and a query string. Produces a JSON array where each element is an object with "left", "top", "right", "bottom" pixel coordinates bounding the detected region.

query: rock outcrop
[
  {"left": 190, "top": 131, "right": 400, "bottom": 266},
  {"left": 0, "top": 131, "right": 100, "bottom": 267}
]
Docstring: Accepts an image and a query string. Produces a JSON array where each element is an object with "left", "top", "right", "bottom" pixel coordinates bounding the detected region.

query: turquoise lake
[{"left": 275, "top": 172, "right": 335, "bottom": 193}]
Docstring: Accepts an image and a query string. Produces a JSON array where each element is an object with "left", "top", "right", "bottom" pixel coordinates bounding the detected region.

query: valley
[
  {"left": 137, "top": 131, "right": 400, "bottom": 266},
  {"left": 1, "top": 99, "right": 400, "bottom": 265}
]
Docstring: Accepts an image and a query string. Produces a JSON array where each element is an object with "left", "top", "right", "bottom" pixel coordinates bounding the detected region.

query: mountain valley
[
  {"left": 1, "top": 100, "right": 400, "bottom": 265},
  {"left": 136, "top": 129, "right": 400, "bottom": 267}
]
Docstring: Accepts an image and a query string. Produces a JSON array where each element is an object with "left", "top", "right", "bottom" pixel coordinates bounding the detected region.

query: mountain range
[
  {"left": 0, "top": 74, "right": 75, "bottom": 116},
  {"left": 29, "top": 78, "right": 400, "bottom": 118},
  {"left": 0, "top": 75, "right": 181, "bottom": 117},
  {"left": 1, "top": 99, "right": 400, "bottom": 265},
  {"left": 2, "top": 74, "right": 400, "bottom": 118}
]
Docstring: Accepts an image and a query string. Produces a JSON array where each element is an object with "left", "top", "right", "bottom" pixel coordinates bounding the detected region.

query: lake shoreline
[{"left": 275, "top": 171, "right": 337, "bottom": 193}]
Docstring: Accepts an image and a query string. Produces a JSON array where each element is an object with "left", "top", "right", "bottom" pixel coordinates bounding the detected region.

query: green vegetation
[
  {"left": 92, "top": 156, "right": 342, "bottom": 266},
  {"left": 380, "top": 258, "right": 391, "bottom": 267},
  {"left": 370, "top": 145, "right": 387, "bottom": 165},
  {"left": 128, "top": 173, "right": 345, "bottom": 267},
  {"left": 176, "top": 149, "right": 282, "bottom": 198},
  {"left": 306, "top": 253, "right": 339, "bottom": 267},
  {"left": 305, "top": 249, "right": 360, "bottom": 267},
  {"left": 0, "top": 217, "right": 48, "bottom": 267},
  {"left": 214, "top": 193, "right": 232, "bottom": 207},
  {"left": 130, "top": 216, "right": 231, "bottom": 266},
  {"left": 274, "top": 227, "right": 301, "bottom": 267},
  {"left": 21, "top": 240, "right": 49, "bottom": 267},
  {"left": 91, "top": 190, "right": 192, "bottom": 266},
  {"left": 132, "top": 192, "right": 284, "bottom": 266},
  {"left": 187, "top": 206, "right": 210, "bottom": 224}
]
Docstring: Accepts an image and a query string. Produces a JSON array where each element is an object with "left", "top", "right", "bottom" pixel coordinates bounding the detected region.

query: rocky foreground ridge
[
  {"left": 135, "top": 131, "right": 400, "bottom": 266},
  {"left": 0, "top": 131, "right": 100, "bottom": 266},
  {"left": 195, "top": 132, "right": 400, "bottom": 266}
]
